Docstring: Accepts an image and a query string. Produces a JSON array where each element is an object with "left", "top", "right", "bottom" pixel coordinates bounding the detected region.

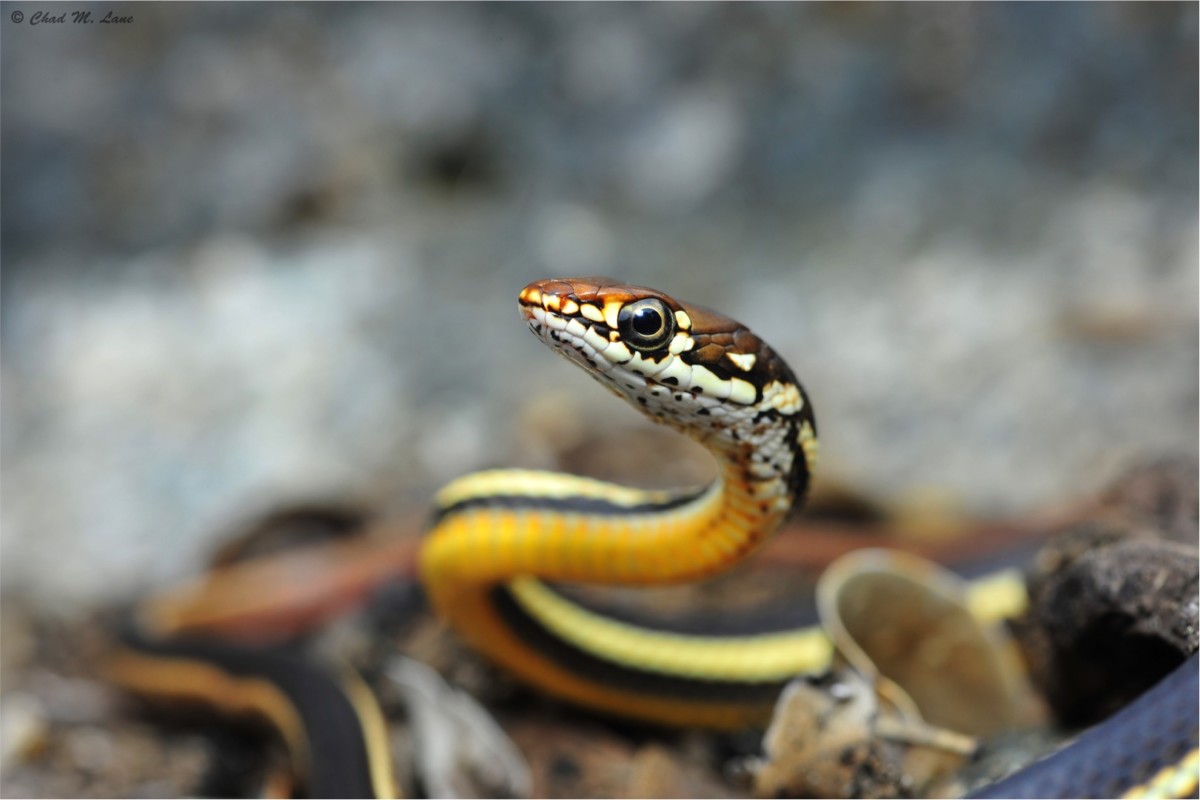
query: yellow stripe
[
  {"left": 507, "top": 576, "right": 832, "bottom": 680},
  {"left": 1123, "top": 749, "right": 1200, "bottom": 800},
  {"left": 434, "top": 469, "right": 680, "bottom": 510},
  {"left": 963, "top": 568, "right": 1028, "bottom": 623},
  {"left": 338, "top": 664, "right": 401, "bottom": 799},
  {"left": 506, "top": 564, "right": 1029, "bottom": 685}
]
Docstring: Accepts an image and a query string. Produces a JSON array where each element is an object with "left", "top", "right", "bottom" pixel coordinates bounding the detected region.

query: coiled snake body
[
  {"left": 112, "top": 277, "right": 1198, "bottom": 798},
  {"left": 421, "top": 277, "right": 822, "bottom": 728}
]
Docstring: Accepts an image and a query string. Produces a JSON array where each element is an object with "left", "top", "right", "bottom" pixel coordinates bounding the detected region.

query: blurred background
[{"left": 2, "top": 3, "right": 1196, "bottom": 616}]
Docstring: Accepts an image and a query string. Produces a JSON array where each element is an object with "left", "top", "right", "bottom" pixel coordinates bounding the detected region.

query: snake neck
[{"left": 420, "top": 404, "right": 813, "bottom": 589}]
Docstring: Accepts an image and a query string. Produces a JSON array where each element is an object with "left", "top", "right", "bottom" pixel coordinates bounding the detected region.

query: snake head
[{"left": 518, "top": 277, "right": 816, "bottom": 478}]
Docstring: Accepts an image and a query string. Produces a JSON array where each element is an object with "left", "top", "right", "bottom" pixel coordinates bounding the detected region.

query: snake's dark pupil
[{"left": 632, "top": 308, "right": 662, "bottom": 336}]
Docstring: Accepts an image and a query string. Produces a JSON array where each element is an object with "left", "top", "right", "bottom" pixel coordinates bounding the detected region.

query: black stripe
[
  {"left": 488, "top": 584, "right": 790, "bottom": 704},
  {"left": 428, "top": 486, "right": 709, "bottom": 527},
  {"left": 118, "top": 624, "right": 380, "bottom": 799},
  {"left": 535, "top": 543, "right": 1038, "bottom": 637}
]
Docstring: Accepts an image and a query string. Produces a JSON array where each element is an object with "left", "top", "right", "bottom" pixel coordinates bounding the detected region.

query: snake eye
[{"left": 618, "top": 298, "right": 675, "bottom": 351}]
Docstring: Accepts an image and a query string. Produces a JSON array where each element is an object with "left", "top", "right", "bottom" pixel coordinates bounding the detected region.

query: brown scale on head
[{"left": 518, "top": 277, "right": 818, "bottom": 503}]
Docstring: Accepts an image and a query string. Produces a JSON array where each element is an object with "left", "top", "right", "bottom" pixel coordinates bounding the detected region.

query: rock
[{"left": 1018, "top": 459, "right": 1200, "bottom": 725}]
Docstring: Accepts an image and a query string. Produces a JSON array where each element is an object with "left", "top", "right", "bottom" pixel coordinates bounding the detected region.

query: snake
[{"left": 108, "top": 277, "right": 1198, "bottom": 798}]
